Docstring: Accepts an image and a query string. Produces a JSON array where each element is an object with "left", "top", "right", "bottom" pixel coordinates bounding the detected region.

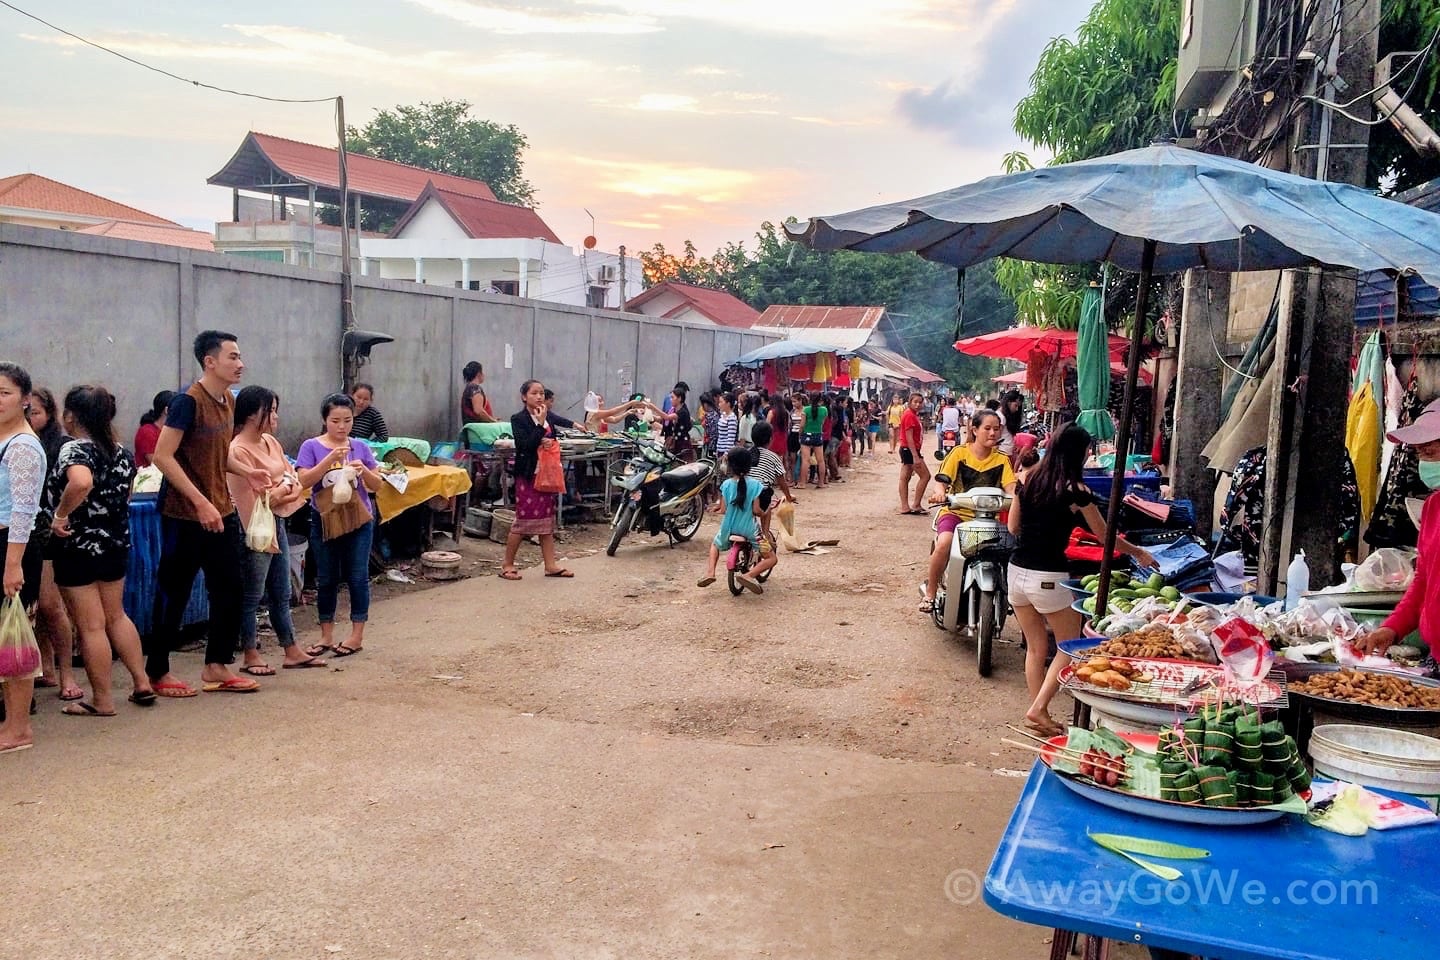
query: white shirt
[{"left": 940, "top": 406, "right": 961, "bottom": 432}]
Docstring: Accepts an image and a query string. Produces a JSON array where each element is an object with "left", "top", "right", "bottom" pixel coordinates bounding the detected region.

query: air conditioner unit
[
  {"left": 1175, "top": 0, "right": 1258, "bottom": 110},
  {"left": 597, "top": 264, "right": 617, "bottom": 283}
]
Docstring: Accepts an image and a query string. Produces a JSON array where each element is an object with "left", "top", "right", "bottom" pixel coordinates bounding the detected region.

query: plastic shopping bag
[
  {"left": 330, "top": 465, "right": 356, "bottom": 505},
  {"left": 0, "top": 594, "right": 41, "bottom": 679},
  {"left": 534, "top": 438, "right": 566, "bottom": 494},
  {"left": 245, "top": 490, "right": 277, "bottom": 552},
  {"left": 1352, "top": 547, "right": 1415, "bottom": 592}
]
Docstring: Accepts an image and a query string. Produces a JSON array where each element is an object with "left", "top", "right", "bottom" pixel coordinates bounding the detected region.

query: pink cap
[{"left": 1388, "top": 399, "right": 1440, "bottom": 446}]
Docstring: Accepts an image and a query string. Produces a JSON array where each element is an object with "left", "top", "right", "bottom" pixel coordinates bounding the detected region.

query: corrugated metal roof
[{"left": 756, "top": 304, "right": 886, "bottom": 330}]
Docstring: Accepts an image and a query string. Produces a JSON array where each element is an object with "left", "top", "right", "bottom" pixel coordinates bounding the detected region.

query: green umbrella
[{"left": 1074, "top": 283, "right": 1115, "bottom": 442}]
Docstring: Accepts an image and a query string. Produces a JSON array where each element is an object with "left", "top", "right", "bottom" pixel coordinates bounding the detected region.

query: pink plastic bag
[{"left": 1212, "top": 616, "right": 1274, "bottom": 685}]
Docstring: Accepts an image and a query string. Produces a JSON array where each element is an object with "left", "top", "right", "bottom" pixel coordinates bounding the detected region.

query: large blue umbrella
[
  {"left": 1074, "top": 284, "right": 1115, "bottom": 442},
  {"left": 787, "top": 142, "right": 1440, "bottom": 613}
]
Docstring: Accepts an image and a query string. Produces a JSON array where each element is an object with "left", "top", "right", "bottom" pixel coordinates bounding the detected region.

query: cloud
[
  {"left": 579, "top": 0, "right": 970, "bottom": 39},
  {"left": 20, "top": 24, "right": 591, "bottom": 84},
  {"left": 611, "top": 219, "right": 662, "bottom": 230},
  {"left": 789, "top": 115, "right": 877, "bottom": 128},
  {"left": 570, "top": 156, "right": 762, "bottom": 204},
  {"left": 894, "top": 0, "right": 1076, "bottom": 147},
  {"left": 632, "top": 94, "right": 700, "bottom": 112},
  {"left": 404, "top": 0, "right": 660, "bottom": 35},
  {"left": 686, "top": 65, "right": 735, "bottom": 77}
]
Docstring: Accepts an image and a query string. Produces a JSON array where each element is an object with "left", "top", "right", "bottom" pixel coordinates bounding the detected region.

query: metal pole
[
  {"left": 338, "top": 96, "right": 357, "bottom": 390},
  {"left": 1094, "top": 239, "right": 1156, "bottom": 618}
]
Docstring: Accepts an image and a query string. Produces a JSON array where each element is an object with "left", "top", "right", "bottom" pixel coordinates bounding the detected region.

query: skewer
[
  {"left": 1000, "top": 738, "right": 1090, "bottom": 762},
  {"left": 1004, "top": 723, "right": 1062, "bottom": 747}
]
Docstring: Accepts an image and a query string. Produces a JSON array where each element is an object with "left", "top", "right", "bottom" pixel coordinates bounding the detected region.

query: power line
[{"left": 0, "top": 0, "right": 337, "bottom": 103}]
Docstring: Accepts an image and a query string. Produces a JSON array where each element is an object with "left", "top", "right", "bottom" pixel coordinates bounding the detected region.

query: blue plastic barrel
[{"left": 124, "top": 497, "right": 209, "bottom": 635}]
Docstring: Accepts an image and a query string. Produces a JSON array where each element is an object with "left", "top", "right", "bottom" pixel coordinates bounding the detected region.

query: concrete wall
[{"left": 0, "top": 224, "right": 776, "bottom": 449}]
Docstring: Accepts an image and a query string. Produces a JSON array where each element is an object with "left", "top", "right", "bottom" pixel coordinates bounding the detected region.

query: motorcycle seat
[{"left": 660, "top": 461, "right": 710, "bottom": 492}]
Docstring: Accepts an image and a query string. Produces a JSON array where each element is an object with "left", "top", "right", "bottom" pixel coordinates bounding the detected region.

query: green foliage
[
  {"left": 347, "top": 100, "right": 537, "bottom": 207},
  {"left": 1012, "top": 0, "right": 1181, "bottom": 164},
  {"left": 646, "top": 222, "right": 1015, "bottom": 393}
]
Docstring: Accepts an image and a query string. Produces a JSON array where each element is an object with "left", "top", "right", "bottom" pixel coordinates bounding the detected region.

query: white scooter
[{"left": 926, "top": 487, "right": 1014, "bottom": 677}]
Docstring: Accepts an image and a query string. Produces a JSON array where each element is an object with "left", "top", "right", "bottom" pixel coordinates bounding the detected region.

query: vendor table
[
  {"left": 373, "top": 463, "right": 472, "bottom": 523},
  {"left": 984, "top": 763, "right": 1439, "bottom": 960},
  {"left": 123, "top": 497, "right": 209, "bottom": 635}
]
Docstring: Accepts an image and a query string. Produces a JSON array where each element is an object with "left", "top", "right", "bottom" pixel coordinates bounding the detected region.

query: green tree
[
  {"left": 1375, "top": 1, "right": 1440, "bottom": 191},
  {"left": 347, "top": 99, "right": 536, "bottom": 207}
]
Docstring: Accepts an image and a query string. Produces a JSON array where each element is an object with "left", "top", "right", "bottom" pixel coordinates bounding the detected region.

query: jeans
[
  {"left": 147, "top": 512, "right": 244, "bottom": 678},
  {"left": 310, "top": 513, "right": 372, "bottom": 624},
  {"left": 241, "top": 533, "right": 296, "bottom": 650}
]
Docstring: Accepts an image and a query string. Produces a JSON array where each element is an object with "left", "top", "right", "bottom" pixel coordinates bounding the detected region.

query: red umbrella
[
  {"left": 991, "top": 362, "right": 1152, "bottom": 385},
  {"left": 954, "top": 326, "right": 1129, "bottom": 363}
]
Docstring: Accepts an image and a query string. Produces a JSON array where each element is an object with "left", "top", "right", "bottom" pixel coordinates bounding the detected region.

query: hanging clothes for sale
[
  {"left": 813, "top": 352, "right": 834, "bottom": 383},
  {"left": 788, "top": 355, "right": 812, "bottom": 382},
  {"left": 1345, "top": 380, "right": 1382, "bottom": 521},
  {"left": 1025, "top": 347, "right": 1049, "bottom": 394},
  {"left": 1038, "top": 355, "right": 1067, "bottom": 412},
  {"left": 763, "top": 362, "right": 779, "bottom": 393},
  {"left": 1366, "top": 374, "right": 1431, "bottom": 549},
  {"left": 849, "top": 356, "right": 862, "bottom": 381}
]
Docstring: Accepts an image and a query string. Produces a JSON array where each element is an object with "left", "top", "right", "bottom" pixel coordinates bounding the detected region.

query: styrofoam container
[{"left": 1309, "top": 723, "right": 1440, "bottom": 812}]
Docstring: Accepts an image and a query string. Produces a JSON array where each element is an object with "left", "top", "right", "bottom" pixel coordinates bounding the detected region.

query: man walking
[
  {"left": 897, "top": 392, "right": 930, "bottom": 514},
  {"left": 148, "top": 330, "right": 268, "bottom": 696}
]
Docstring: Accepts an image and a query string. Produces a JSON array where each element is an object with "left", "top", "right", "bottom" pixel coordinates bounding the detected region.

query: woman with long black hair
[
  {"left": 132, "top": 390, "right": 174, "bottom": 468},
  {"left": 0, "top": 362, "right": 45, "bottom": 753},
  {"left": 1008, "top": 423, "right": 1154, "bottom": 736},
  {"left": 998, "top": 389, "right": 1025, "bottom": 458},
  {"left": 800, "top": 391, "right": 828, "bottom": 488},
  {"left": 46, "top": 385, "right": 156, "bottom": 716},
  {"left": 501, "top": 380, "right": 577, "bottom": 581}
]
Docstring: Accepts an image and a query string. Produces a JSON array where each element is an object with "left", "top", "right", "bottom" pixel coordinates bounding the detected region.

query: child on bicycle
[
  {"left": 697, "top": 447, "right": 776, "bottom": 593},
  {"left": 745, "top": 420, "right": 794, "bottom": 544}
]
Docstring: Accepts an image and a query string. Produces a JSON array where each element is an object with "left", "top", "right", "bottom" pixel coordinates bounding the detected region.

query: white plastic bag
[
  {"left": 0, "top": 595, "right": 41, "bottom": 679},
  {"left": 1352, "top": 547, "right": 1416, "bottom": 592},
  {"left": 245, "top": 490, "right": 277, "bottom": 552},
  {"left": 331, "top": 464, "right": 355, "bottom": 505}
]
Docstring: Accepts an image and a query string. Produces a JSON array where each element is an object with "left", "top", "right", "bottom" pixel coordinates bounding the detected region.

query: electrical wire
[
  {"left": 0, "top": 0, "right": 337, "bottom": 103},
  {"left": 1302, "top": 21, "right": 1440, "bottom": 124}
]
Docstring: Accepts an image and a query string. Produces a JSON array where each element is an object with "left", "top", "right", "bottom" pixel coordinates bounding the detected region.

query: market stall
[{"left": 725, "top": 339, "right": 860, "bottom": 393}]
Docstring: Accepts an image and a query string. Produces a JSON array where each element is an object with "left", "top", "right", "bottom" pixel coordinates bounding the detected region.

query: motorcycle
[
  {"left": 606, "top": 438, "right": 714, "bottom": 556},
  {"left": 936, "top": 427, "right": 960, "bottom": 459},
  {"left": 925, "top": 487, "right": 1014, "bottom": 677},
  {"left": 725, "top": 529, "right": 776, "bottom": 596}
]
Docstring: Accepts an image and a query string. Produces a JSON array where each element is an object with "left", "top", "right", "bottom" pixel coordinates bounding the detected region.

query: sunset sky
[{"left": 1, "top": 0, "right": 1089, "bottom": 255}]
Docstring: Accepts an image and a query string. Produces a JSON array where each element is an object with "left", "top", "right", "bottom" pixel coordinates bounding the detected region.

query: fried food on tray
[
  {"left": 1087, "top": 626, "right": 1195, "bottom": 661},
  {"left": 1291, "top": 669, "right": 1440, "bottom": 710}
]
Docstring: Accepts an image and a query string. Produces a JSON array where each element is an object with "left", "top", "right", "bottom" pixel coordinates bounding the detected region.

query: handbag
[
  {"left": 0, "top": 595, "right": 41, "bottom": 679},
  {"left": 245, "top": 490, "right": 277, "bottom": 552},
  {"left": 534, "top": 437, "right": 565, "bottom": 494},
  {"left": 315, "top": 482, "right": 373, "bottom": 541}
]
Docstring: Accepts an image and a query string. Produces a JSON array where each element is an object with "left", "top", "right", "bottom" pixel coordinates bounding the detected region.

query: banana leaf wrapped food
[
  {"left": 1172, "top": 766, "right": 1201, "bottom": 804},
  {"left": 1233, "top": 771, "right": 1253, "bottom": 807},
  {"left": 1260, "top": 719, "right": 1290, "bottom": 764},
  {"left": 1234, "top": 715, "right": 1265, "bottom": 772},
  {"left": 1202, "top": 717, "right": 1235, "bottom": 766},
  {"left": 1251, "top": 771, "right": 1275, "bottom": 807},
  {"left": 1285, "top": 740, "right": 1313, "bottom": 794},
  {"left": 1196, "top": 764, "right": 1236, "bottom": 807},
  {"left": 1159, "top": 759, "right": 1189, "bottom": 802}
]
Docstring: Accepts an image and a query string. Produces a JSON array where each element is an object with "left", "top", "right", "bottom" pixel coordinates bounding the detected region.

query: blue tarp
[{"left": 787, "top": 143, "right": 1440, "bottom": 287}]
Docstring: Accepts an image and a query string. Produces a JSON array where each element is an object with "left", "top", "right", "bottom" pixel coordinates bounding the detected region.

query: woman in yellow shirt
[{"left": 886, "top": 396, "right": 906, "bottom": 455}]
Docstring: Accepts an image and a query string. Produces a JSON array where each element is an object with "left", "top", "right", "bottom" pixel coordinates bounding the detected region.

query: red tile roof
[
  {"left": 756, "top": 304, "right": 887, "bottom": 330},
  {"left": 0, "top": 173, "right": 177, "bottom": 225},
  {"left": 390, "top": 181, "right": 561, "bottom": 243},
  {"left": 76, "top": 220, "right": 215, "bottom": 251},
  {"left": 208, "top": 132, "right": 497, "bottom": 206},
  {"left": 626, "top": 281, "right": 760, "bottom": 329}
]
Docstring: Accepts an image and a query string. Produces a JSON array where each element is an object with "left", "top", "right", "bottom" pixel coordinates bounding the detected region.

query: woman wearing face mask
[{"left": 1358, "top": 399, "right": 1440, "bottom": 665}]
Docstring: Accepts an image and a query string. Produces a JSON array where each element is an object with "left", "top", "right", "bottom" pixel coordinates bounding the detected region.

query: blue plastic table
[{"left": 985, "top": 763, "right": 1439, "bottom": 960}]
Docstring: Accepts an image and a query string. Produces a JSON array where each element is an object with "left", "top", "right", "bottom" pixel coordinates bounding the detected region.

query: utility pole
[
  {"left": 1258, "top": 0, "right": 1378, "bottom": 592},
  {"left": 337, "top": 95, "right": 358, "bottom": 391},
  {"left": 617, "top": 244, "right": 627, "bottom": 309}
]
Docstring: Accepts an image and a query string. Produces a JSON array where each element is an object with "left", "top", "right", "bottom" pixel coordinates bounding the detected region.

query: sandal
[
  {"left": 241, "top": 664, "right": 276, "bottom": 676},
  {"left": 544, "top": 568, "right": 574, "bottom": 578},
  {"left": 128, "top": 690, "right": 158, "bottom": 706},
  {"left": 304, "top": 644, "right": 337, "bottom": 658},
  {"left": 62, "top": 701, "right": 117, "bottom": 718},
  {"left": 918, "top": 597, "right": 935, "bottom": 614},
  {"left": 499, "top": 569, "right": 522, "bottom": 581},
  {"left": 332, "top": 644, "right": 363, "bottom": 657}
]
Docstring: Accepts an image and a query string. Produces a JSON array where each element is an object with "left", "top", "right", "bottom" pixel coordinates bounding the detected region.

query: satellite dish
[{"left": 583, "top": 235, "right": 597, "bottom": 249}]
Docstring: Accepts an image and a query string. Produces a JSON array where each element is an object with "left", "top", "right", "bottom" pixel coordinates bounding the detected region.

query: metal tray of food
[{"left": 1277, "top": 661, "right": 1440, "bottom": 724}]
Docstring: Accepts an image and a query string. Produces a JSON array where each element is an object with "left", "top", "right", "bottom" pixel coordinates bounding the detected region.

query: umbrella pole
[{"left": 1094, "top": 239, "right": 1155, "bottom": 618}]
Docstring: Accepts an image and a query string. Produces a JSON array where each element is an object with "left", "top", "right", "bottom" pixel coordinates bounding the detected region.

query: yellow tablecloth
[{"left": 374, "top": 465, "right": 472, "bottom": 522}]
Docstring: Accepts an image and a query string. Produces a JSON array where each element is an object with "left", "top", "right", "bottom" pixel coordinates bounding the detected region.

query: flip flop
[
  {"left": 62, "top": 701, "right": 117, "bottom": 718},
  {"left": 282, "top": 657, "right": 328, "bottom": 669},
  {"left": 697, "top": 576, "right": 716, "bottom": 588},
  {"left": 304, "top": 644, "right": 337, "bottom": 658},
  {"left": 736, "top": 574, "right": 764, "bottom": 595},
  {"left": 332, "top": 644, "right": 362, "bottom": 657},
  {"left": 241, "top": 664, "right": 276, "bottom": 676},
  {"left": 152, "top": 680, "right": 197, "bottom": 699},
  {"left": 35, "top": 677, "right": 59, "bottom": 688},
  {"left": 544, "top": 569, "right": 574, "bottom": 578},
  {"left": 499, "top": 569, "right": 522, "bottom": 581},
  {"left": 0, "top": 742, "right": 33, "bottom": 756},
  {"left": 59, "top": 688, "right": 85, "bottom": 701},
  {"left": 203, "top": 677, "right": 260, "bottom": 694},
  {"left": 128, "top": 690, "right": 158, "bottom": 706}
]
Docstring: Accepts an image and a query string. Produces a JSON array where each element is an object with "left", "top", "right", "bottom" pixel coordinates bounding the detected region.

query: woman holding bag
[
  {"left": 229, "top": 387, "right": 317, "bottom": 674},
  {"left": 0, "top": 362, "right": 45, "bottom": 754},
  {"left": 501, "top": 380, "right": 576, "bottom": 581},
  {"left": 295, "top": 394, "right": 382, "bottom": 658},
  {"left": 44, "top": 385, "right": 157, "bottom": 717}
]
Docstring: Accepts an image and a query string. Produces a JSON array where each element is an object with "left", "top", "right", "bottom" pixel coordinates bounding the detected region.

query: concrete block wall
[{"left": 0, "top": 224, "right": 776, "bottom": 449}]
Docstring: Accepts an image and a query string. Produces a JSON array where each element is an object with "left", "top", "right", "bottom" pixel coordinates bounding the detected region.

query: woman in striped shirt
[{"left": 714, "top": 391, "right": 739, "bottom": 457}]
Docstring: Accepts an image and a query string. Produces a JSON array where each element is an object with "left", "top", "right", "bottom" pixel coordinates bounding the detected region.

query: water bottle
[{"left": 1284, "top": 550, "right": 1310, "bottom": 611}]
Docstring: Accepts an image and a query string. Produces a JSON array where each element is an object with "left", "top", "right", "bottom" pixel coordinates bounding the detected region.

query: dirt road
[{"left": 8, "top": 444, "right": 1083, "bottom": 960}]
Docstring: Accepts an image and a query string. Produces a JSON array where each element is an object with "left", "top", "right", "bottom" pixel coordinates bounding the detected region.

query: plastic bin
[
  {"left": 123, "top": 497, "right": 209, "bottom": 635},
  {"left": 1083, "top": 470, "right": 1162, "bottom": 502}
]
